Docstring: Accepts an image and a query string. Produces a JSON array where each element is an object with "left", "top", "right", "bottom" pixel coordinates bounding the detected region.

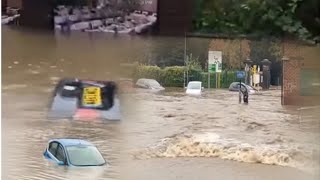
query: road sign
[
  {"left": 208, "top": 64, "right": 216, "bottom": 73},
  {"left": 236, "top": 71, "right": 245, "bottom": 79},
  {"left": 208, "top": 51, "right": 222, "bottom": 73}
]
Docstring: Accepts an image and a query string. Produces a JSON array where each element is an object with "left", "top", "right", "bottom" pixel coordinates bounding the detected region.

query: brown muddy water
[{"left": 2, "top": 26, "right": 320, "bottom": 180}]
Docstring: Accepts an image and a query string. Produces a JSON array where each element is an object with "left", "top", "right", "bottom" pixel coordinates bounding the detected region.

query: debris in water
[
  {"left": 164, "top": 114, "right": 175, "bottom": 118},
  {"left": 13, "top": 61, "right": 19, "bottom": 64},
  {"left": 30, "top": 70, "right": 40, "bottom": 74}
]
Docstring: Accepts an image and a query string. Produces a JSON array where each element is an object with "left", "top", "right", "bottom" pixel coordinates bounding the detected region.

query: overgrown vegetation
[
  {"left": 194, "top": 0, "right": 320, "bottom": 43},
  {"left": 132, "top": 59, "right": 241, "bottom": 88}
]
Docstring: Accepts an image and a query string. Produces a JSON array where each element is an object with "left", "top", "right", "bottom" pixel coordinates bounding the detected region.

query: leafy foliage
[
  {"left": 132, "top": 65, "right": 240, "bottom": 88},
  {"left": 193, "top": 0, "right": 319, "bottom": 42}
]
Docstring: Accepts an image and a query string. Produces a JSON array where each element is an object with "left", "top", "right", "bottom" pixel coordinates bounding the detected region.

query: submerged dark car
[
  {"left": 48, "top": 78, "right": 121, "bottom": 120},
  {"left": 228, "top": 82, "right": 258, "bottom": 94}
]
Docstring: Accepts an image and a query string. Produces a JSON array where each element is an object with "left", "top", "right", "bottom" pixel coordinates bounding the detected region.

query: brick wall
[
  {"left": 282, "top": 59, "right": 302, "bottom": 105},
  {"left": 208, "top": 37, "right": 320, "bottom": 106},
  {"left": 7, "top": 0, "right": 22, "bottom": 8},
  {"left": 282, "top": 40, "right": 320, "bottom": 106},
  {"left": 208, "top": 38, "right": 251, "bottom": 69}
]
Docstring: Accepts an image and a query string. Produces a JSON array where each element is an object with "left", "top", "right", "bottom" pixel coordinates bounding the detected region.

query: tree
[{"left": 193, "top": 0, "right": 319, "bottom": 43}]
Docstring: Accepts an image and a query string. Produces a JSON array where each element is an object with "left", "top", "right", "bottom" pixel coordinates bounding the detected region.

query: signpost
[
  {"left": 208, "top": 51, "right": 222, "bottom": 89},
  {"left": 236, "top": 71, "right": 245, "bottom": 103}
]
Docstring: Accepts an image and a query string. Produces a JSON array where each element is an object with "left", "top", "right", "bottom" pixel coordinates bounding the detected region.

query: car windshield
[
  {"left": 66, "top": 145, "right": 106, "bottom": 166},
  {"left": 146, "top": 80, "right": 161, "bottom": 87},
  {"left": 188, "top": 82, "right": 201, "bottom": 89},
  {"left": 238, "top": 84, "right": 254, "bottom": 90}
]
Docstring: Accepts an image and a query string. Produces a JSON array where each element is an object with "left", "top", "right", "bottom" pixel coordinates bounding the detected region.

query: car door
[
  {"left": 48, "top": 141, "right": 58, "bottom": 160},
  {"left": 232, "top": 83, "right": 240, "bottom": 90},
  {"left": 47, "top": 142, "right": 67, "bottom": 165},
  {"left": 55, "top": 144, "right": 68, "bottom": 165}
]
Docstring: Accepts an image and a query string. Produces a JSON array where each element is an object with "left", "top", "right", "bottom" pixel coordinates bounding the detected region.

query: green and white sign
[
  {"left": 208, "top": 51, "right": 222, "bottom": 73},
  {"left": 208, "top": 64, "right": 216, "bottom": 73}
]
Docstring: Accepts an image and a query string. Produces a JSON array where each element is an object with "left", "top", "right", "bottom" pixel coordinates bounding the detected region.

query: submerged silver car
[{"left": 135, "top": 78, "right": 165, "bottom": 92}]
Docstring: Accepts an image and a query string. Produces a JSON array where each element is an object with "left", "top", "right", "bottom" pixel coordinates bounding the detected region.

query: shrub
[
  {"left": 132, "top": 65, "right": 164, "bottom": 83},
  {"left": 163, "top": 66, "right": 186, "bottom": 87},
  {"left": 132, "top": 65, "right": 241, "bottom": 88}
]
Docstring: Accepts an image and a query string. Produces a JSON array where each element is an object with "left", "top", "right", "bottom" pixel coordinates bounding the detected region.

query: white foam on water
[
  {"left": 2, "top": 84, "right": 28, "bottom": 90},
  {"left": 138, "top": 132, "right": 317, "bottom": 172}
]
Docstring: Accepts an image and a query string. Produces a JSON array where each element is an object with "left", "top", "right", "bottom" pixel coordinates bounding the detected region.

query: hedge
[{"left": 132, "top": 65, "right": 243, "bottom": 88}]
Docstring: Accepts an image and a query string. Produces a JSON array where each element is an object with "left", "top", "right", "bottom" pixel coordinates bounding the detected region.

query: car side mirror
[
  {"left": 57, "top": 160, "right": 65, "bottom": 166},
  {"left": 184, "top": 87, "right": 187, "bottom": 89},
  {"left": 201, "top": 87, "right": 204, "bottom": 90}
]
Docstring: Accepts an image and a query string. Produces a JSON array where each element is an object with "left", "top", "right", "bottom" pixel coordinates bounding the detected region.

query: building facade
[{"left": 282, "top": 40, "right": 320, "bottom": 106}]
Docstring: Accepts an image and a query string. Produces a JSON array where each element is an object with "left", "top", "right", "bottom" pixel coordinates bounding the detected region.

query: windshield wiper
[{"left": 74, "top": 162, "right": 106, "bottom": 167}]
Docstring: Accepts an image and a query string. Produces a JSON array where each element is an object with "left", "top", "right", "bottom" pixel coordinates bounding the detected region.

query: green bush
[
  {"left": 132, "top": 65, "right": 164, "bottom": 83},
  {"left": 132, "top": 65, "right": 242, "bottom": 88},
  {"left": 163, "top": 66, "right": 185, "bottom": 87},
  {"left": 201, "top": 71, "right": 243, "bottom": 88}
]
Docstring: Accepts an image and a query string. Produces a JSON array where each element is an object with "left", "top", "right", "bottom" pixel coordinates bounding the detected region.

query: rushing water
[{"left": 2, "top": 26, "right": 320, "bottom": 180}]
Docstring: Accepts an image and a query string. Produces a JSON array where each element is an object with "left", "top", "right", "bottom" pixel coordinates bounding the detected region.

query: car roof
[
  {"left": 188, "top": 81, "right": 201, "bottom": 83},
  {"left": 49, "top": 138, "right": 93, "bottom": 147},
  {"left": 137, "top": 78, "right": 156, "bottom": 81}
]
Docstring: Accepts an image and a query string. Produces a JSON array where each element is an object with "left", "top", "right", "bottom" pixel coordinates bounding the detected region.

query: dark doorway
[
  {"left": 157, "top": 0, "right": 193, "bottom": 36},
  {"left": 20, "top": 0, "right": 54, "bottom": 29}
]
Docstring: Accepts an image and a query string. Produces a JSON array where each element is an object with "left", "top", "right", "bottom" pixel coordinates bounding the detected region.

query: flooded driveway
[
  {"left": 2, "top": 27, "right": 320, "bottom": 180},
  {"left": 120, "top": 90, "right": 320, "bottom": 180}
]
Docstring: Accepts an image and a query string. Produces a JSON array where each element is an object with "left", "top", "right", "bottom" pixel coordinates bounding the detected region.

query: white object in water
[
  {"left": 68, "top": 14, "right": 79, "bottom": 22},
  {"left": 70, "top": 22, "right": 90, "bottom": 30},
  {"left": 54, "top": 16, "right": 67, "bottom": 24},
  {"left": 186, "top": 81, "right": 203, "bottom": 95},
  {"left": 99, "top": 26, "right": 115, "bottom": 33},
  {"left": 142, "top": 11, "right": 149, "bottom": 15},
  {"left": 2, "top": 17, "right": 11, "bottom": 24},
  {"left": 81, "top": 13, "right": 92, "bottom": 20},
  {"left": 117, "top": 28, "right": 133, "bottom": 34},
  {"left": 134, "top": 23, "right": 151, "bottom": 34},
  {"left": 63, "top": 85, "right": 76, "bottom": 91},
  {"left": 55, "top": 25, "right": 62, "bottom": 29},
  {"left": 105, "top": 18, "right": 114, "bottom": 24},
  {"left": 147, "top": 15, "right": 157, "bottom": 23},
  {"left": 85, "top": 29, "right": 101, "bottom": 32},
  {"left": 90, "top": 20, "right": 103, "bottom": 28}
]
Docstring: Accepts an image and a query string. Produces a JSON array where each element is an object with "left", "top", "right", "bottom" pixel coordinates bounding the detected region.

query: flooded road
[
  {"left": 120, "top": 90, "right": 320, "bottom": 180},
  {"left": 2, "top": 27, "right": 320, "bottom": 180}
]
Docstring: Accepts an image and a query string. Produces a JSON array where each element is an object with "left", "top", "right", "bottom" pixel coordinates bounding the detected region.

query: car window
[
  {"left": 148, "top": 80, "right": 160, "bottom": 86},
  {"left": 56, "top": 144, "right": 66, "bottom": 162},
  {"left": 56, "top": 145, "right": 66, "bottom": 162},
  {"left": 233, "top": 83, "right": 239, "bottom": 89},
  {"left": 49, "top": 142, "right": 58, "bottom": 155},
  {"left": 188, "top": 83, "right": 201, "bottom": 89},
  {"left": 66, "top": 145, "right": 106, "bottom": 166},
  {"left": 137, "top": 79, "right": 144, "bottom": 85}
]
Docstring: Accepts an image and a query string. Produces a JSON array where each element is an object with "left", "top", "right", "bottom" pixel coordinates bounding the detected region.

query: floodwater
[{"left": 2, "top": 26, "right": 320, "bottom": 180}]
